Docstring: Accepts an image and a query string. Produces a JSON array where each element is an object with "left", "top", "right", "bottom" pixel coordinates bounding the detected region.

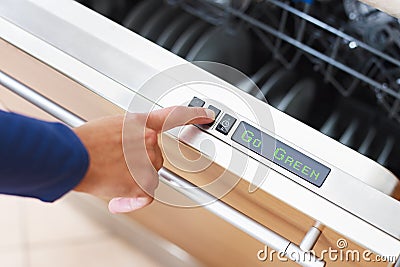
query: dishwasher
[{"left": 0, "top": 0, "right": 399, "bottom": 266}]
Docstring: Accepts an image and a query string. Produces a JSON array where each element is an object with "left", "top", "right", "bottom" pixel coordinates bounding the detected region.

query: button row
[{"left": 188, "top": 97, "right": 236, "bottom": 135}]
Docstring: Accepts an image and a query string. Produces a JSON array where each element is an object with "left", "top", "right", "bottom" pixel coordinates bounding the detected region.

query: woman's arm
[
  {"left": 0, "top": 110, "right": 88, "bottom": 201},
  {"left": 0, "top": 106, "right": 214, "bottom": 213}
]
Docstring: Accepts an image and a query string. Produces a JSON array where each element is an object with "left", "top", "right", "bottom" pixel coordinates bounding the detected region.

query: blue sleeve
[{"left": 0, "top": 110, "right": 89, "bottom": 202}]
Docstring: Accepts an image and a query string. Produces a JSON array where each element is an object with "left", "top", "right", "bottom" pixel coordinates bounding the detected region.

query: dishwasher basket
[{"left": 78, "top": 0, "right": 400, "bottom": 177}]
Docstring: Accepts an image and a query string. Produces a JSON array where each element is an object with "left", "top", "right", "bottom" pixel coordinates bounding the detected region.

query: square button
[
  {"left": 206, "top": 105, "right": 221, "bottom": 126},
  {"left": 188, "top": 97, "right": 205, "bottom": 107},
  {"left": 216, "top": 114, "right": 237, "bottom": 135}
]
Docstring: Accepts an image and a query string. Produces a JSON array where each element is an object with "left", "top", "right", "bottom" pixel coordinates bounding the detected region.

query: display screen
[{"left": 231, "top": 122, "right": 330, "bottom": 187}]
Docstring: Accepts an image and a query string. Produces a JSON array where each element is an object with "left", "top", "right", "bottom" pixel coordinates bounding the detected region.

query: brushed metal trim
[
  {"left": 158, "top": 168, "right": 326, "bottom": 267},
  {"left": 0, "top": 70, "right": 84, "bottom": 127}
]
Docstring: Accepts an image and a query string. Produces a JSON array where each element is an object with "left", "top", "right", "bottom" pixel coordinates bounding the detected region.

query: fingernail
[
  {"left": 108, "top": 197, "right": 149, "bottom": 213},
  {"left": 205, "top": 109, "right": 215, "bottom": 120}
]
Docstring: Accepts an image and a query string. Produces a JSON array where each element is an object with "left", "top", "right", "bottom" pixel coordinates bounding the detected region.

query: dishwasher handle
[
  {"left": 158, "top": 167, "right": 325, "bottom": 267},
  {"left": 0, "top": 70, "right": 326, "bottom": 267}
]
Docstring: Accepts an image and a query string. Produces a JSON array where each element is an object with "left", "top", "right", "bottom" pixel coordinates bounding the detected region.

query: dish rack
[{"left": 78, "top": 0, "right": 400, "bottom": 177}]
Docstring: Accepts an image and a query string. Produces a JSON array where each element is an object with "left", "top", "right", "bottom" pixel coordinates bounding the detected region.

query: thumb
[{"left": 108, "top": 197, "right": 152, "bottom": 213}]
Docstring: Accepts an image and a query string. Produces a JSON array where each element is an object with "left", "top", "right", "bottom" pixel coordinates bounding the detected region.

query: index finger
[{"left": 146, "top": 106, "right": 215, "bottom": 132}]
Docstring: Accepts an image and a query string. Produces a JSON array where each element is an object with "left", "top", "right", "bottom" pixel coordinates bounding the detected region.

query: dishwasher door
[{"left": 0, "top": 1, "right": 399, "bottom": 266}]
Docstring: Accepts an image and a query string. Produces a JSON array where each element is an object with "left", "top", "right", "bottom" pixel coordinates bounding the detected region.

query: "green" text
[{"left": 273, "top": 148, "right": 320, "bottom": 180}]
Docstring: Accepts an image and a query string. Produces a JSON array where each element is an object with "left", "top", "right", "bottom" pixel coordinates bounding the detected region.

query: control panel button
[
  {"left": 206, "top": 105, "right": 221, "bottom": 126},
  {"left": 216, "top": 114, "right": 237, "bottom": 135},
  {"left": 188, "top": 97, "right": 205, "bottom": 107}
]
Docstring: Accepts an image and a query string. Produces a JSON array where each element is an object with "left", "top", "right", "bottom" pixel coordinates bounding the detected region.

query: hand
[{"left": 73, "top": 106, "right": 215, "bottom": 213}]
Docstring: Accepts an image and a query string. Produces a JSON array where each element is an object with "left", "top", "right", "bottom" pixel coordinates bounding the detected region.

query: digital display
[{"left": 231, "top": 122, "right": 330, "bottom": 187}]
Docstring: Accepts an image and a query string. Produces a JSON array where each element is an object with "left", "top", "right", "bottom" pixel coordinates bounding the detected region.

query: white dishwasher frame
[{"left": 0, "top": 0, "right": 399, "bottom": 264}]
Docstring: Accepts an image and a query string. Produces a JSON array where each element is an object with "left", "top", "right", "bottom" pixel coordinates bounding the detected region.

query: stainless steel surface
[
  {"left": 299, "top": 224, "right": 322, "bottom": 252},
  {"left": 158, "top": 168, "right": 326, "bottom": 267},
  {"left": 0, "top": 70, "right": 84, "bottom": 127},
  {"left": 0, "top": 0, "right": 399, "bottom": 259}
]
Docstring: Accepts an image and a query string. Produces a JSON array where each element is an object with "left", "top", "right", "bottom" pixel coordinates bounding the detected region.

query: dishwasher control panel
[{"left": 189, "top": 97, "right": 331, "bottom": 187}]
